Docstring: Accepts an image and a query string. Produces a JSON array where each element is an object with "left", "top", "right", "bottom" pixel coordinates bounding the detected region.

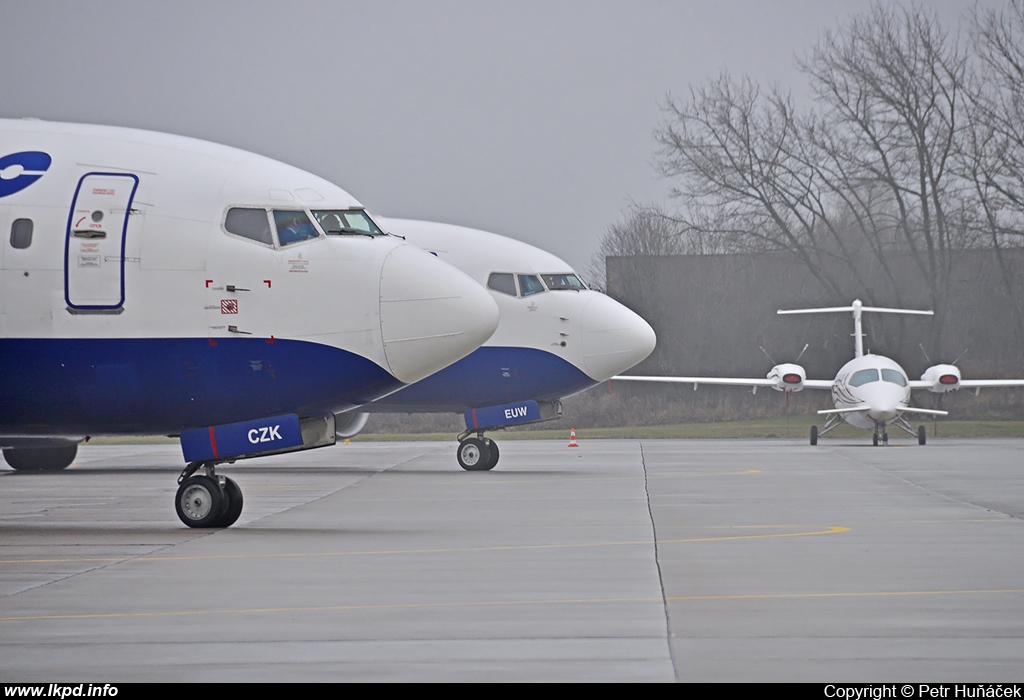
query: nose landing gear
[
  {"left": 175, "top": 461, "right": 244, "bottom": 528},
  {"left": 456, "top": 434, "right": 499, "bottom": 471}
]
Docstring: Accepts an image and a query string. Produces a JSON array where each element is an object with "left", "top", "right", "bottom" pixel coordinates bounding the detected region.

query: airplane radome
[
  {"left": 334, "top": 218, "right": 657, "bottom": 471},
  {"left": 0, "top": 118, "right": 499, "bottom": 527}
]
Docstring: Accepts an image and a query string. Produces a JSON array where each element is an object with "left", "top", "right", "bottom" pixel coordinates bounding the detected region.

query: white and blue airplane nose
[
  {"left": 579, "top": 293, "right": 657, "bottom": 381},
  {"left": 379, "top": 244, "right": 500, "bottom": 383}
]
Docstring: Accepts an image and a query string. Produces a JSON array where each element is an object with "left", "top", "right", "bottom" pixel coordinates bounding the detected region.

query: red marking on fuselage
[{"left": 208, "top": 426, "right": 219, "bottom": 459}]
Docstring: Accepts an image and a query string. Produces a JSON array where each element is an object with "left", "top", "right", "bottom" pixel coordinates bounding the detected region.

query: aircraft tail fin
[{"left": 777, "top": 299, "right": 932, "bottom": 358}]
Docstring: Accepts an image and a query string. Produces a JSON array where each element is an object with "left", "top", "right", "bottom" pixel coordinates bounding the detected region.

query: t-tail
[{"left": 777, "top": 299, "right": 932, "bottom": 358}]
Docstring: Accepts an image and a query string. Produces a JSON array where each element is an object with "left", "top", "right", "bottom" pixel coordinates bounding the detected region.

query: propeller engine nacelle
[
  {"left": 767, "top": 363, "right": 806, "bottom": 392},
  {"left": 920, "top": 364, "right": 961, "bottom": 393},
  {"left": 334, "top": 411, "right": 370, "bottom": 439}
]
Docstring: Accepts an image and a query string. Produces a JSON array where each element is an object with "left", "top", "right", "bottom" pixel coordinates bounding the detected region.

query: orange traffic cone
[{"left": 568, "top": 428, "right": 578, "bottom": 448}]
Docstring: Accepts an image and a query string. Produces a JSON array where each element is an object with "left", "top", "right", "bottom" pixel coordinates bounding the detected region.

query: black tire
[
  {"left": 457, "top": 437, "right": 492, "bottom": 471},
  {"left": 809, "top": 426, "right": 818, "bottom": 446},
  {"left": 918, "top": 425, "right": 926, "bottom": 446},
  {"left": 175, "top": 475, "right": 226, "bottom": 528},
  {"left": 482, "top": 438, "right": 500, "bottom": 470},
  {"left": 214, "top": 477, "right": 244, "bottom": 528},
  {"left": 872, "top": 433, "right": 879, "bottom": 446},
  {"left": 3, "top": 444, "right": 78, "bottom": 471}
]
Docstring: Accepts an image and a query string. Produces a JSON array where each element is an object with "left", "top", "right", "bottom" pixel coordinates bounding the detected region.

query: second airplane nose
[
  {"left": 379, "top": 245, "right": 499, "bottom": 384},
  {"left": 580, "top": 293, "right": 657, "bottom": 381}
]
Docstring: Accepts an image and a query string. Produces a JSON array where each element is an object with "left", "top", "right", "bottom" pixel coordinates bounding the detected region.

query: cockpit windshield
[
  {"left": 312, "top": 209, "right": 384, "bottom": 236},
  {"left": 541, "top": 273, "right": 587, "bottom": 291},
  {"left": 518, "top": 275, "right": 545, "bottom": 297},
  {"left": 881, "top": 368, "right": 908, "bottom": 386},
  {"left": 274, "top": 210, "right": 319, "bottom": 246},
  {"left": 849, "top": 368, "right": 880, "bottom": 387}
]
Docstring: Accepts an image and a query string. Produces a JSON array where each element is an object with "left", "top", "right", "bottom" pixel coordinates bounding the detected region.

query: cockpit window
[
  {"left": 541, "top": 273, "right": 587, "bottom": 291},
  {"left": 881, "top": 369, "right": 908, "bottom": 386},
  {"left": 487, "top": 273, "right": 517, "bottom": 296},
  {"left": 518, "top": 274, "right": 545, "bottom": 297},
  {"left": 312, "top": 209, "right": 383, "bottom": 236},
  {"left": 225, "top": 208, "right": 273, "bottom": 245},
  {"left": 849, "top": 369, "right": 880, "bottom": 387},
  {"left": 274, "top": 210, "right": 320, "bottom": 246}
]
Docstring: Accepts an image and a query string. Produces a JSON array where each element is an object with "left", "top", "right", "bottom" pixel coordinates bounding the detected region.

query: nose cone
[
  {"left": 580, "top": 293, "right": 657, "bottom": 381},
  {"left": 379, "top": 245, "right": 499, "bottom": 384},
  {"left": 864, "top": 385, "right": 905, "bottom": 423}
]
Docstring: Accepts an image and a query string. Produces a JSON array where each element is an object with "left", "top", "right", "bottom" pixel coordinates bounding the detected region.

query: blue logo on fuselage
[{"left": 0, "top": 151, "right": 51, "bottom": 198}]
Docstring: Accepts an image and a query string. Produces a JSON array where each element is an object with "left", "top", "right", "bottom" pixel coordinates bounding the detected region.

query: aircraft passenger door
[{"left": 65, "top": 173, "right": 139, "bottom": 311}]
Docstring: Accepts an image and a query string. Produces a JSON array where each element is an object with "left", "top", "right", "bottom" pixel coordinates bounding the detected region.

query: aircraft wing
[
  {"left": 898, "top": 406, "right": 950, "bottom": 416},
  {"left": 613, "top": 375, "right": 775, "bottom": 387},
  {"left": 612, "top": 376, "right": 834, "bottom": 389},
  {"left": 908, "top": 379, "right": 1024, "bottom": 390},
  {"left": 954, "top": 379, "right": 1024, "bottom": 388},
  {"left": 817, "top": 405, "right": 870, "bottom": 415}
]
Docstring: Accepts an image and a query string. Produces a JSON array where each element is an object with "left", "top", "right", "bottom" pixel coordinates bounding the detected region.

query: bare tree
[
  {"left": 585, "top": 203, "right": 695, "bottom": 289},
  {"left": 799, "top": 3, "right": 972, "bottom": 350},
  {"left": 966, "top": 0, "right": 1024, "bottom": 243},
  {"left": 648, "top": 4, "right": 973, "bottom": 355}
]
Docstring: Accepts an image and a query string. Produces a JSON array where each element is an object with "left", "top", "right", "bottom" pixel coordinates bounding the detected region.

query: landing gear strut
[
  {"left": 174, "top": 461, "right": 244, "bottom": 528},
  {"left": 456, "top": 433, "right": 499, "bottom": 471},
  {"left": 890, "top": 416, "right": 927, "bottom": 445},
  {"left": 811, "top": 415, "right": 842, "bottom": 445},
  {"left": 871, "top": 424, "right": 889, "bottom": 446}
]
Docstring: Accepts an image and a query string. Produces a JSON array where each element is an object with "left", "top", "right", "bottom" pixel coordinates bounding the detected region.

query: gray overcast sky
[{"left": 0, "top": 0, "right": 988, "bottom": 272}]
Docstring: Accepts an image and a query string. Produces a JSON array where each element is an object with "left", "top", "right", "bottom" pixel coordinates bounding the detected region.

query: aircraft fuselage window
[
  {"left": 849, "top": 368, "right": 880, "bottom": 387},
  {"left": 225, "top": 208, "right": 273, "bottom": 245},
  {"left": 487, "top": 272, "right": 517, "bottom": 296},
  {"left": 541, "top": 273, "right": 587, "bottom": 291},
  {"left": 274, "top": 210, "right": 319, "bottom": 246},
  {"left": 518, "top": 274, "right": 545, "bottom": 297},
  {"left": 881, "top": 369, "right": 908, "bottom": 386},
  {"left": 312, "top": 209, "right": 383, "bottom": 236},
  {"left": 10, "top": 218, "right": 32, "bottom": 249}
]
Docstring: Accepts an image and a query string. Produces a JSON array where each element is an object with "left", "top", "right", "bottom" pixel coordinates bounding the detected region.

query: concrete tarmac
[{"left": 0, "top": 437, "right": 1021, "bottom": 682}]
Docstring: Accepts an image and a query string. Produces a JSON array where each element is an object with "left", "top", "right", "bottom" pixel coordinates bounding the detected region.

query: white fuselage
[
  {"left": 830, "top": 354, "right": 912, "bottom": 429},
  {"left": 0, "top": 119, "right": 497, "bottom": 439},
  {"left": 367, "top": 218, "right": 657, "bottom": 412}
]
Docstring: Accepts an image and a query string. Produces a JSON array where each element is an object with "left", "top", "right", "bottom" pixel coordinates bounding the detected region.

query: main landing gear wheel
[
  {"left": 918, "top": 425, "right": 927, "bottom": 445},
  {"left": 3, "top": 444, "right": 78, "bottom": 472},
  {"left": 809, "top": 425, "right": 818, "bottom": 446},
  {"left": 175, "top": 475, "right": 226, "bottom": 528},
  {"left": 482, "top": 438, "right": 499, "bottom": 470},
  {"left": 872, "top": 432, "right": 879, "bottom": 446},
  {"left": 215, "top": 477, "right": 244, "bottom": 528},
  {"left": 457, "top": 437, "right": 495, "bottom": 471}
]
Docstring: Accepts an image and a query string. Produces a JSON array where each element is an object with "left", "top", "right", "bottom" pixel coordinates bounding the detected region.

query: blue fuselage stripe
[
  {"left": 0, "top": 337, "right": 400, "bottom": 435},
  {"left": 370, "top": 346, "right": 594, "bottom": 412}
]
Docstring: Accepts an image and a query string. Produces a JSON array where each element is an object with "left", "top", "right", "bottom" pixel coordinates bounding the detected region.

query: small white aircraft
[
  {"left": 334, "top": 218, "right": 657, "bottom": 470},
  {"left": 614, "top": 299, "right": 1024, "bottom": 446},
  {"left": 0, "top": 118, "right": 500, "bottom": 527}
]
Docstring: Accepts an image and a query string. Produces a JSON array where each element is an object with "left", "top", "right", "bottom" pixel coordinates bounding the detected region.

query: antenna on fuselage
[{"left": 777, "top": 299, "right": 933, "bottom": 358}]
